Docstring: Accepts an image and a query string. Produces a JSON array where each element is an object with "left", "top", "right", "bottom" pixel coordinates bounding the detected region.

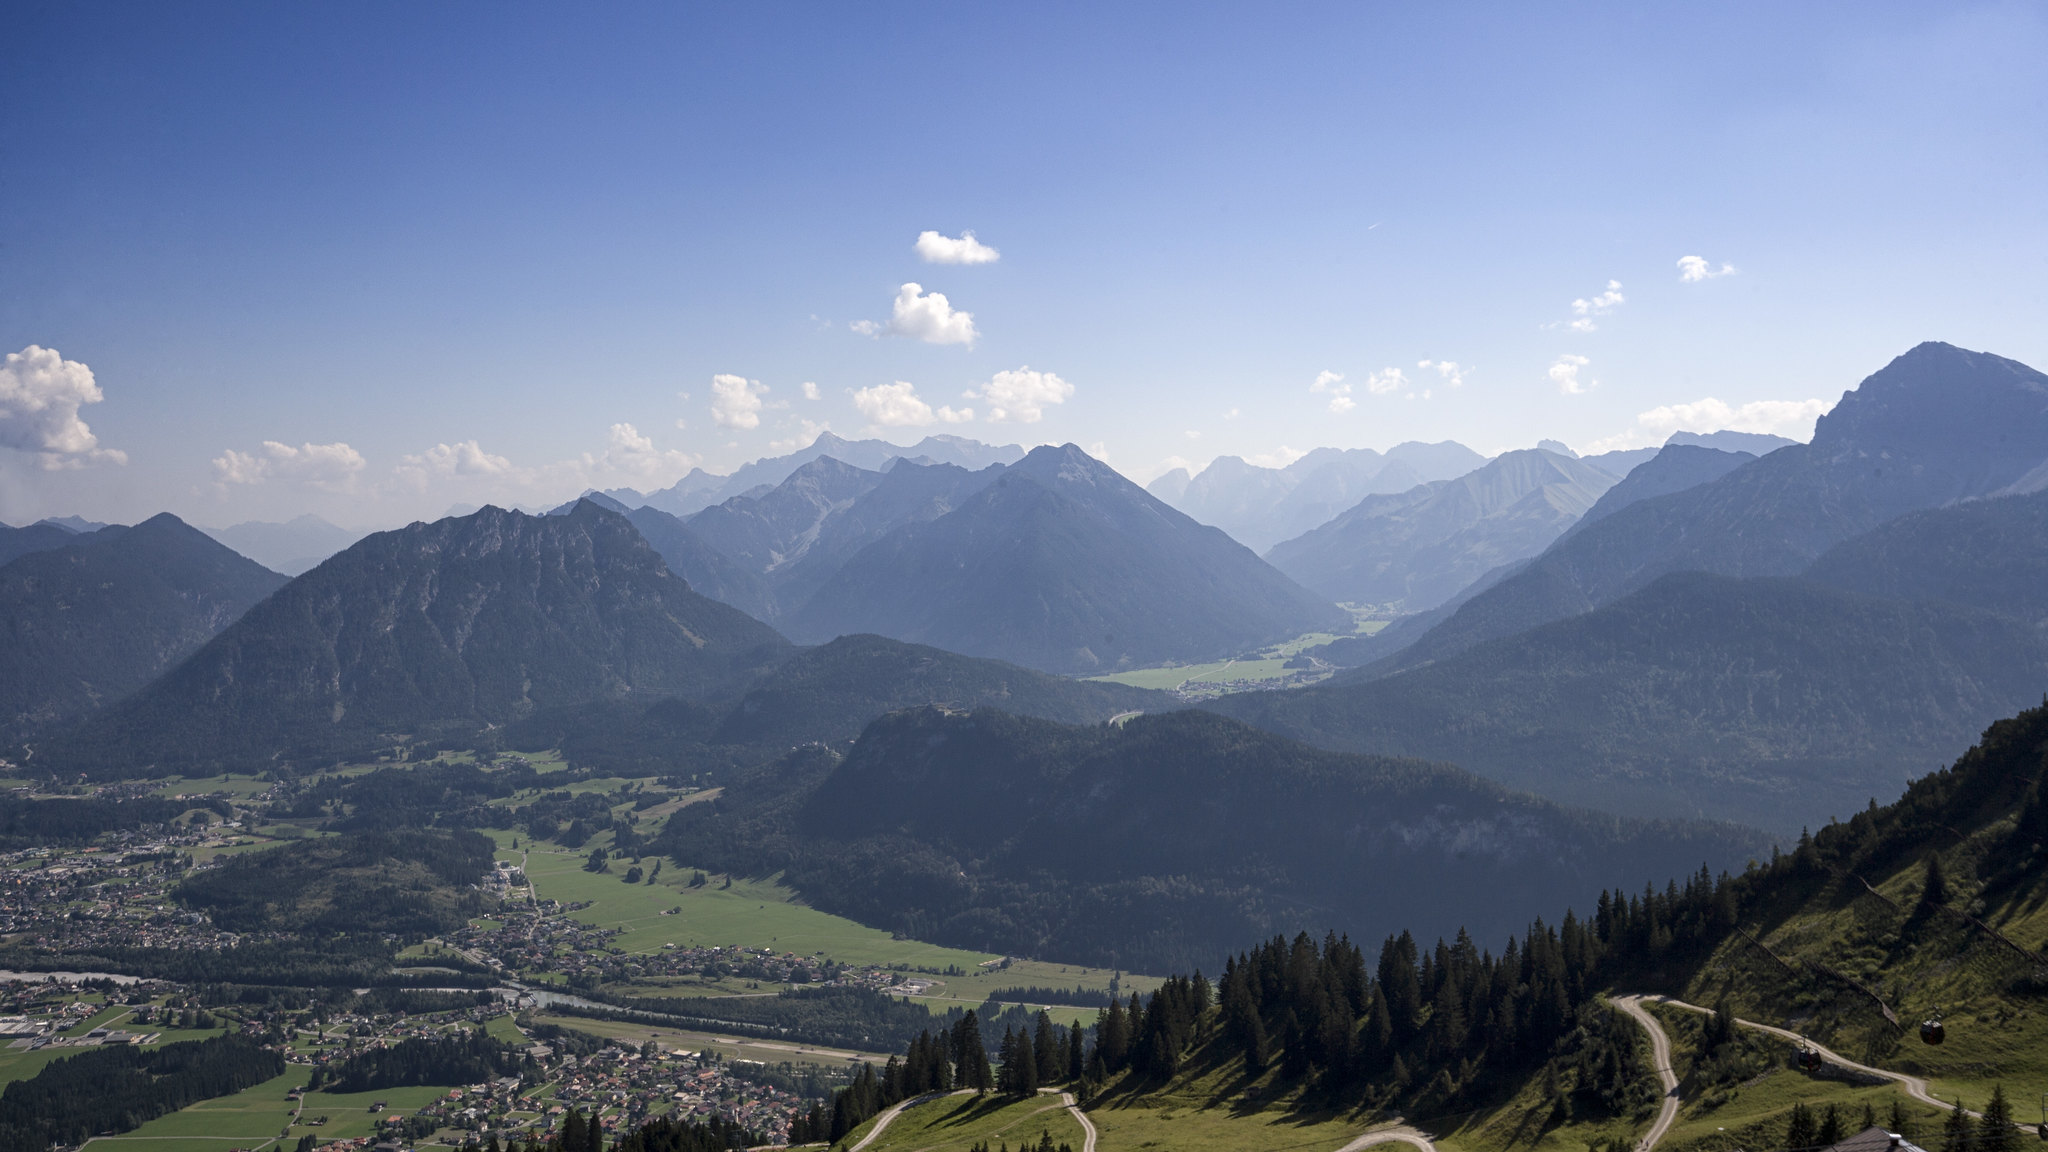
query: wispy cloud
[
  {"left": 1310, "top": 370, "right": 1353, "bottom": 413},
  {"left": 1588, "top": 396, "right": 1831, "bottom": 451},
  {"left": 1677, "top": 255, "right": 1737, "bottom": 282},
  {"left": 914, "top": 230, "right": 1001, "bottom": 265},
  {"left": 1568, "top": 281, "right": 1624, "bottom": 331},
  {"left": 1417, "top": 359, "right": 1470, "bottom": 388}
]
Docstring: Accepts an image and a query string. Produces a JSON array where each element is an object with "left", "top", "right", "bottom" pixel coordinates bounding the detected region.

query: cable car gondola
[
  {"left": 1919, "top": 1009, "right": 1946, "bottom": 1046},
  {"left": 1797, "top": 1047, "right": 1823, "bottom": 1072}
]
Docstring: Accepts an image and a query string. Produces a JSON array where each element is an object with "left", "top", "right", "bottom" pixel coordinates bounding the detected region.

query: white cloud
[
  {"left": 849, "top": 320, "right": 882, "bottom": 337},
  {"left": 1568, "top": 280, "right": 1625, "bottom": 331},
  {"left": 1184, "top": 429, "right": 1202, "bottom": 440},
  {"left": 1587, "top": 396, "right": 1833, "bottom": 452},
  {"left": 1549, "top": 354, "right": 1595, "bottom": 395},
  {"left": 886, "top": 283, "right": 978, "bottom": 346},
  {"left": 769, "top": 419, "right": 831, "bottom": 453},
  {"left": 1223, "top": 408, "right": 1241, "bottom": 420},
  {"left": 1245, "top": 445, "right": 1307, "bottom": 469},
  {"left": 0, "top": 345, "right": 126, "bottom": 469},
  {"left": 852, "top": 381, "right": 973, "bottom": 428},
  {"left": 801, "top": 381, "right": 820, "bottom": 401},
  {"left": 1310, "top": 370, "right": 1354, "bottom": 413},
  {"left": 709, "top": 374, "right": 768, "bottom": 429},
  {"left": 399, "top": 439, "right": 514, "bottom": 479},
  {"left": 1365, "top": 367, "right": 1407, "bottom": 396},
  {"left": 593, "top": 422, "right": 696, "bottom": 481},
  {"left": 969, "top": 366, "right": 1072, "bottom": 423},
  {"left": 1418, "top": 360, "right": 1470, "bottom": 388},
  {"left": 213, "top": 440, "right": 366, "bottom": 488},
  {"left": 1677, "top": 255, "right": 1737, "bottom": 282},
  {"left": 914, "top": 230, "right": 1001, "bottom": 265}
]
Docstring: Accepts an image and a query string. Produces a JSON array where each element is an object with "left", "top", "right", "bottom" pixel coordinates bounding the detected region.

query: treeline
[
  {"left": 0, "top": 794, "right": 202, "bottom": 849},
  {"left": 0, "top": 1034, "right": 282, "bottom": 1152},
  {"left": 449, "top": 1107, "right": 758, "bottom": 1152},
  {"left": 571, "top": 986, "right": 1044, "bottom": 1055},
  {"left": 310, "top": 1028, "right": 524, "bottom": 1093},
  {"left": 984, "top": 985, "right": 1114, "bottom": 1008},
  {"left": 0, "top": 937, "right": 400, "bottom": 987}
]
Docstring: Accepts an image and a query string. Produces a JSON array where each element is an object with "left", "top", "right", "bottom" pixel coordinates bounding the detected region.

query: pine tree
[
  {"left": 1888, "top": 1099, "right": 1915, "bottom": 1139},
  {"left": 1944, "top": 1099, "right": 1975, "bottom": 1152},
  {"left": 1980, "top": 1085, "right": 2019, "bottom": 1152},
  {"left": 1067, "top": 1018, "right": 1084, "bottom": 1084},
  {"left": 1818, "top": 1103, "right": 1844, "bottom": 1147},
  {"left": 1035, "top": 1011, "right": 1061, "bottom": 1084},
  {"left": 1786, "top": 1102, "right": 1817, "bottom": 1150},
  {"left": 1921, "top": 855, "right": 1951, "bottom": 913}
]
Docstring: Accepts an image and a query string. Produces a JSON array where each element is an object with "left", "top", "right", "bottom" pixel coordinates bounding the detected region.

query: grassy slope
[{"left": 843, "top": 1091, "right": 1087, "bottom": 1152}]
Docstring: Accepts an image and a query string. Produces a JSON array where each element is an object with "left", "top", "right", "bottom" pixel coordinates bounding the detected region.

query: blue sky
[{"left": 3, "top": 1, "right": 2045, "bottom": 527}]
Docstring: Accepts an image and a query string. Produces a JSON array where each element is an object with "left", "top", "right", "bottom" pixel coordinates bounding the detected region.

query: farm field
[
  {"left": 529, "top": 1010, "right": 888, "bottom": 1067},
  {"left": 84, "top": 1072, "right": 451, "bottom": 1152},
  {"left": 1086, "top": 622, "right": 1385, "bottom": 691},
  {"left": 847, "top": 1090, "right": 1088, "bottom": 1152},
  {"left": 505, "top": 842, "right": 995, "bottom": 971}
]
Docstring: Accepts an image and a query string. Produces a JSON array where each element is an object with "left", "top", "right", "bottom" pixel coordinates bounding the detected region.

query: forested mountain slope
[
  {"left": 38, "top": 502, "right": 789, "bottom": 775},
  {"left": 1211, "top": 570, "right": 2048, "bottom": 831},
  {"left": 655, "top": 706, "right": 1766, "bottom": 973},
  {"left": 0, "top": 514, "right": 286, "bottom": 741}
]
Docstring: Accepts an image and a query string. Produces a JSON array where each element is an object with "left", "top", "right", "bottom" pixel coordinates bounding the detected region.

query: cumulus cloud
[
  {"left": 1677, "top": 255, "right": 1737, "bottom": 282},
  {"left": 398, "top": 439, "right": 514, "bottom": 480},
  {"left": 914, "top": 230, "right": 1001, "bottom": 265},
  {"left": 886, "top": 283, "right": 978, "bottom": 346},
  {"left": 1587, "top": 396, "right": 1833, "bottom": 452},
  {"left": 213, "top": 440, "right": 366, "bottom": 488},
  {"left": 852, "top": 381, "right": 973, "bottom": 427},
  {"left": 968, "top": 366, "right": 1073, "bottom": 423},
  {"left": 0, "top": 345, "right": 126, "bottom": 469},
  {"left": 710, "top": 374, "right": 768, "bottom": 429},
  {"left": 1549, "top": 354, "right": 1594, "bottom": 395},
  {"left": 801, "top": 381, "right": 820, "bottom": 401},
  {"left": 594, "top": 422, "right": 697, "bottom": 480},
  {"left": 1365, "top": 367, "right": 1408, "bottom": 396},
  {"left": 1568, "top": 280, "right": 1625, "bottom": 331},
  {"left": 1418, "top": 360, "right": 1470, "bottom": 388},
  {"left": 849, "top": 320, "right": 881, "bottom": 337},
  {"left": 1310, "top": 370, "right": 1354, "bottom": 413}
]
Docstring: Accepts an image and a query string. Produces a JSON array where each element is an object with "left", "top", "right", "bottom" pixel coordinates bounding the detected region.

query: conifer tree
[
  {"left": 1035, "top": 1011, "right": 1061, "bottom": 1084},
  {"left": 1888, "top": 1099, "right": 1914, "bottom": 1139},
  {"left": 1066, "top": 1018, "right": 1084, "bottom": 1084},
  {"left": 1786, "top": 1102, "right": 1817, "bottom": 1150},
  {"left": 1980, "top": 1085, "right": 2019, "bottom": 1152},
  {"left": 1818, "top": 1103, "right": 1844, "bottom": 1147},
  {"left": 1944, "top": 1099, "right": 1975, "bottom": 1152}
]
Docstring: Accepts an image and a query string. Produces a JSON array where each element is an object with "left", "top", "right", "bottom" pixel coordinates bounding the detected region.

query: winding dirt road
[
  {"left": 1335, "top": 1124, "right": 1438, "bottom": 1152},
  {"left": 1612, "top": 996, "right": 1682, "bottom": 1151}
]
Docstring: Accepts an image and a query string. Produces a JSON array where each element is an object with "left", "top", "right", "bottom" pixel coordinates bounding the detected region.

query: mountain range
[
  {"left": 40, "top": 502, "right": 789, "bottom": 775},
  {"left": 0, "top": 515, "right": 287, "bottom": 743},
  {"left": 627, "top": 432, "right": 1024, "bottom": 518},
  {"left": 784, "top": 444, "right": 1347, "bottom": 673},
  {"left": 1371, "top": 342, "right": 2048, "bottom": 677},
  {"left": 199, "top": 515, "right": 365, "bottom": 575},
  {"left": 1146, "top": 441, "right": 1490, "bottom": 551},
  {"left": 1265, "top": 448, "right": 1619, "bottom": 610}
]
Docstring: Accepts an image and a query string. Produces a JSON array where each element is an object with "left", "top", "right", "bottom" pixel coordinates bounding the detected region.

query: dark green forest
[{"left": 0, "top": 1034, "right": 282, "bottom": 1152}]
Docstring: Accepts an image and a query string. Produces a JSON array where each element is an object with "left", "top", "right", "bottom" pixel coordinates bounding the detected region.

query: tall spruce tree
[
  {"left": 1944, "top": 1099, "right": 1975, "bottom": 1152},
  {"left": 1980, "top": 1085, "right": 2019, "bottom": 1152}
]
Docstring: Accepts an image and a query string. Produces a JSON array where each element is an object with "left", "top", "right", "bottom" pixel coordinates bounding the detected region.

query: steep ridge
[
  {"left": 1379, "top": 343, "right": 2048, "bottom": 674},
  {"left": 656, "top": 706, "right": 1766, "bottom": 973},
  {"left": 1266, "top": 449, "right": 1618, "bottom": 610},
  {"left": 0, "top": 521, "right": 88, "bottom": 567},
  {"left": 640, "top": 433, "right": 1024, "bottom": 518},
  {"left": 684, "top": 456, "right": 886, "bottom": 581},
  {"left": 1213, "top": 570, "right": 2048, "bottom": 831},
  {"left": 1565, "top": 444, "right": 1756, "bottom": 536},
  {"left": 765, "top": 460, "right": 1006, "bottom": 611},
  {"left": 0, "top": 514, "right": 287, "bottom": 741},
  {"left": 620, "top": 505, "right": 779, "bottom": 623},
  {"left": 787, "top": 444, "right": 1347, "bottom": 674},
  {"left": 40, "top": 502, "right": 789, "bottom": 775}
]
